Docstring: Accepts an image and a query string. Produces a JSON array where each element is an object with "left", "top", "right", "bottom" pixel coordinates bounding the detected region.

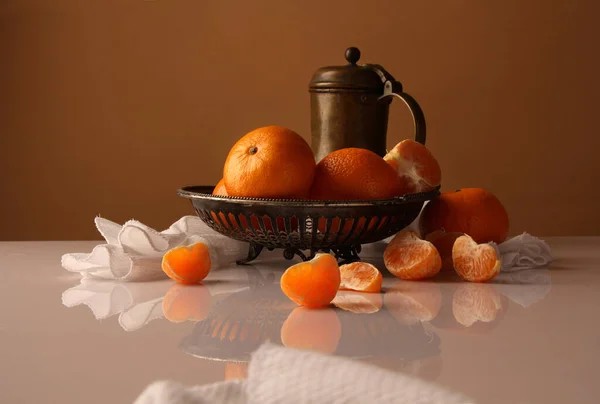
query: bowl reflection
[
  {"left": 61, "top": 264, "right": 551, "bottom": 383},
  {"left": 179, "top": 267, "right": 442, "bottom": 379}
]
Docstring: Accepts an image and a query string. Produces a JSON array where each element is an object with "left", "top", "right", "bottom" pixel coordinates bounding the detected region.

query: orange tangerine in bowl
[{"left": 223, "top": 125, "right": 316, "bottom": 199}]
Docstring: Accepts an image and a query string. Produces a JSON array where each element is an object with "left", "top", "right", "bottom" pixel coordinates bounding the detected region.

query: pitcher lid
[{"left": 309, "top": 47, "right": 396, "bottom": 93}]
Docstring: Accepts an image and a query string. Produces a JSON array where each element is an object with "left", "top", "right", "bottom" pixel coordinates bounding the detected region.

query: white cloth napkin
[
  {"left": 497, "top": 232, "right": 553, "bottom": 272},
  {"left": 61, "top": 216, "right": 248, "bottom": 281},
  {"left": 134, "top": 343, "right": 474, "bottom": 404}
]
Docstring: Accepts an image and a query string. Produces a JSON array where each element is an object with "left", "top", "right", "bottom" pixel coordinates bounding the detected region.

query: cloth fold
[
  {"left": 134, "top": 343, "right": 474, "bottom": 404},
  {"left": 497, "top": 232, "right": 553, "bottom": 272}
]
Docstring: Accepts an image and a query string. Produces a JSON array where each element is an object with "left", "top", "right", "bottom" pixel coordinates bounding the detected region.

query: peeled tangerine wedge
[
  {"left": 162, "top": 242, "right": 211, "bottom": 284},
  {"left": 383, "top": 230, "right": 442, "bottom": 280},
  {"left": 452, "top": 234, "right": 502, "bottom": 282},
  {"left": 280, "top": 253, "right": 341, "bottom": 308},
  {"left": 384, "top": 139, "right": 442, "bottom": 195},
  {"left": 339, "top": 262, "right": 383, "bottom": 293}
]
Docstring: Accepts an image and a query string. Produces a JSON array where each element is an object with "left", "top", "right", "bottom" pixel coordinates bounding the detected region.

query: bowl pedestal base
[{"left": 236, "top": 243, "right": 363, "bottom": 266}]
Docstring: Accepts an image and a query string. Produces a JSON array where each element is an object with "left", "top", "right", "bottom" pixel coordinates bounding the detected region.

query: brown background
[{"left": 1, "top": 0, "right": 599, "bottom": 241}]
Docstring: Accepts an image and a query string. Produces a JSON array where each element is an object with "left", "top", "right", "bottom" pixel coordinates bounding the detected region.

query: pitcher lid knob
[
  {"left": 345, "top": 47, "right": 361, "bottom": 65},
  {"left": 309, "top": 46, "right": 395, "bottom": 93}
]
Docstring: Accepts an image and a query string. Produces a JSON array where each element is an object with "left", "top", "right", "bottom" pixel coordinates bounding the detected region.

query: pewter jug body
[{"left": 309, "top": 47, "right": 426, "bottom": 162}]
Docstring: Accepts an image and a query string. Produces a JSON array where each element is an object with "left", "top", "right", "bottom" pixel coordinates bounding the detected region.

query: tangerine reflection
[
  {"left": 332, "top": 290, "right": 383, "bottom": 314},
  {"left": 383, "top": 280, "right": 442, "bottom": 325},
  {"left": 452, "top": 283, "right": 502, "bottom": 327},
  {"left": 281, "top": 307, "right": 342, "bottom": 354},
  {"left": 162, "top": 284, "right": 211, "bottom": 323}
]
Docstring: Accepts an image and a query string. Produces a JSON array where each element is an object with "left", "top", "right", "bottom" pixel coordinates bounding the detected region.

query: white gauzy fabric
[
  {"left": 61, "top": 216, "right": 248, "bottom": 281},
  {"left": 134, "top": 343, "right": 474, "bottom": 404},
  {"left": 497, "top": 232, "right": 553, "bottom": 272}
]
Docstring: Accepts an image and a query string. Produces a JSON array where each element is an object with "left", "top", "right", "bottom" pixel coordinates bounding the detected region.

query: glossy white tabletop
[{"left": 1, "top": 238, "right": 599, "bottom": 403}]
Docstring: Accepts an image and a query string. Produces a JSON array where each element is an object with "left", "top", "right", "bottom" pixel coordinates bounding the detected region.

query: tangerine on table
[
  {"left": 384, "top": 139, "right": 442, "bottom": 194},
  {"left": 161, "top": 242, "right": 211, "bottom": 284},
  {"left": 223, "top": 125, "right": 316, "bottom": 199},
  {"left": 452, "top": 234, "right": 502, "bottom": 282},
  {"left": 309, "top": 147, "right": 402, "bottom": 200},
  {"left": 383, "top": 230, "right": 442, "bottom": 280},
  {"left": 280, "top": 253, "right": 340, "bottom": 308},
  {"left": 419, "top": 188, "right": 509, "bottom": 244},
  {"left": 338, "top": 261, "right": 382, "bottom": 293}
]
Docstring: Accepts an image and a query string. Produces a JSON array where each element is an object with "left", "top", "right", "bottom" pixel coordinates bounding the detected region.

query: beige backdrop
[{"left": 1, "top": 0, "right": 599, "bottom": 240}]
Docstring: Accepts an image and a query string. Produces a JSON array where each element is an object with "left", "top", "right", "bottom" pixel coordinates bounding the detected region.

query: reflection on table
[{"left": 61, "top": 264, "right": 551, "bottom": 382}]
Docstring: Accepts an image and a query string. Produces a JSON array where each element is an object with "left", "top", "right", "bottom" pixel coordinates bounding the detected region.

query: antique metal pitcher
[{"left": 309, "top": 47, "right": 426, "bottom": 162}]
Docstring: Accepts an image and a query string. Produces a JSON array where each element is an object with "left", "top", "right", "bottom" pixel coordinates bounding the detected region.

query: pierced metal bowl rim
[{"left": 177, "top": 185, "right": 441, "bottom": 208}]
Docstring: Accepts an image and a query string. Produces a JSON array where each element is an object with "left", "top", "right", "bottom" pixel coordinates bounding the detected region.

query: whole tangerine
[
  {"left": 223, "top": 125, "right": 316, "bottom": 198},
  {"left": 309, "top": 148, "right": 402, "bottom": 200},
  {"left": 419, "top": 188, "right": 509, "bottom": 244}
]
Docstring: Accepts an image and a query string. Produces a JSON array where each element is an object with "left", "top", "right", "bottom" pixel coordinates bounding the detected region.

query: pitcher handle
[{"left": 378, "top": 80, "right": 426, "bottom": 145}]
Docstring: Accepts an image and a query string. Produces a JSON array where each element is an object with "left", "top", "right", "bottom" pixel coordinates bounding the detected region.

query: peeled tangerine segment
[
  {"left": 452, "top": 234, "right": 502, "bottom": 282},
  {"left": 280, "top": 253, "right": 341, "bottom": 308},
  {"left": 161, "top": 242, "right": 212, "bottom": 284},
  {"left": 383, "top": 230, "right": 442, "bottom": 280},
  {"left": 339, "top": 262, "right": 383, "bottom": 293}
]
